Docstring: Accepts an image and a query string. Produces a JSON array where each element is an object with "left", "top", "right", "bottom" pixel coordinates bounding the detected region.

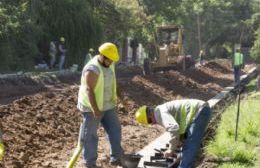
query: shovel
[{"left": 66, "top": 124, "right": 84, "bottom": 168}]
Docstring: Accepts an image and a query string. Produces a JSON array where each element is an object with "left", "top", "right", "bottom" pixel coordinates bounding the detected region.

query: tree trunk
[
  {"left": 132, "top": 47, "right": 137, "bottom": 64},
  {"left": 121, "top": 38, "right": 128, "bottom": 62}
]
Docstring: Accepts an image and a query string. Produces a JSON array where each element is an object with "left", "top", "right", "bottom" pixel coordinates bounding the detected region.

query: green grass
[{"left": 205, "top": 79, "right": 260, "bottom": 168}]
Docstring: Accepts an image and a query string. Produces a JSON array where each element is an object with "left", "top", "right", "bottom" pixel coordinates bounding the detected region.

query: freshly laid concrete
[{"left": 137, "top": 67, "right": 257, "bottom": 168}]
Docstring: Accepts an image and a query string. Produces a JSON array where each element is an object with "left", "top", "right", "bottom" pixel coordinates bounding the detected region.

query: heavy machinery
[{"left": 143, "top": 25, "right": 194, "bottom": 75}]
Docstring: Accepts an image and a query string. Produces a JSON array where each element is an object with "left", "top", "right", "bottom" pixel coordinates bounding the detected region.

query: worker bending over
[{"left": 135, "top": 99, "right": 212, "bottom": 168}]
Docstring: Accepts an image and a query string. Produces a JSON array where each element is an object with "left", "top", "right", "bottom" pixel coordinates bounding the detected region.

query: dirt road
[{"left": 0, "top": 59, "right": 253, "bottom": 168}]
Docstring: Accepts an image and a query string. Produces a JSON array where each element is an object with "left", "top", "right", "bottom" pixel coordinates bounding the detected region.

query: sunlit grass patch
[{"left": 205, "top": 79, "right": 260, "bottom": 167}]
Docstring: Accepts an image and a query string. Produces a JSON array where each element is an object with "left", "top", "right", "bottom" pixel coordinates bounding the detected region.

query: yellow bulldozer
[{"left": 143, "top": 25, "right": 194, "bottom": 75}]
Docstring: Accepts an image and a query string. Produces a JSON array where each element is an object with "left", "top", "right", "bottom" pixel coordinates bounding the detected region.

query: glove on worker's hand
[{"left": 163, "top": 149, "right": 177, "bottom": 158}]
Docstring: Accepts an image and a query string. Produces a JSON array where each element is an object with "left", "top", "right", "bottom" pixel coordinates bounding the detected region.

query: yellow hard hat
[
  {"left": 0, "top": 142, "right": 4, "bottom": 161},
  {"left": 60, "top": 37, "right": 65, "bottom": 42},
  {"left": 98, "top": 42, "right": 119, "bottom": 62},
  {"left": 89, "top": 48, "right": 94, "bottom": 52},
  {"left": 135, "top": 106, "right": 148, "bottom": 125}
]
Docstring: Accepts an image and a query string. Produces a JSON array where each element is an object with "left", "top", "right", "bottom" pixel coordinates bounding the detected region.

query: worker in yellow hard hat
[
  {"left": 77, "top": 42, "right": 122, "bottom": 167},
  {"left": 0, "top": 130, "right": 4, "bottom": 161},
  {"left": 60, "top": 37, "right": 65, "bottom": 42},
  {"left": 233, "top": 48, "right": 244, "bottom": 84},
  {"left": 58, "top": 37, "right": 67, "bottom": 70},
  {"left": 135, "top": 99, "right": 212, "bottom": 168}
]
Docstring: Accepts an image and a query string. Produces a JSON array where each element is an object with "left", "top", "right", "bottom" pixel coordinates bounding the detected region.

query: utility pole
[
  {"left": 235, "top": 83, "right": 241, "bottom": 141},
  {"left": 235, "top": 24, "right": 244, "bottom": 141}
]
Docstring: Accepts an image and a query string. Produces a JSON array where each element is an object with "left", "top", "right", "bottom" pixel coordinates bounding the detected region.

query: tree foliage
[
  {"left": 0, "top": 1, "right": 37, "bottom": 71},
  {"left": 139, "top": 0, "right": 256, "bottom": 58},
  {"left": 0, "top": 0, "right": 104, "bottom": 71},
  {"left": 0, "top": 0, "right": 260, "bottom": 71},
  {"left": 251, "top": 28, "right": 260, "bottom": 63},
  {"left": 250, "top": 0, "right": 260, "bottom": 63},
  {"left": 28, "top": 0, "right": 104, "bottom": 67}
]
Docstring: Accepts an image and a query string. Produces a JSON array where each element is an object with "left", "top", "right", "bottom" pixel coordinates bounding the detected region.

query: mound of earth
[
  {"left": 0, "top": 59, "right": 254, "bottom": 168},
  {"left": 0, "top": 71, "right": 80, "bottom": 105}
]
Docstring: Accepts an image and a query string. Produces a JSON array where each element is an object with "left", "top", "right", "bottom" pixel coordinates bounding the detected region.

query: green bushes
[
  {"left": 251, "top": 28, "right": 260, "bottom": 63},
  {"left": 0, "top": 0, "right": 103, "bottom": 71}
]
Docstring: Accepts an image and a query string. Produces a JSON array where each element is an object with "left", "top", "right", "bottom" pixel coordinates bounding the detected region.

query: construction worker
[
  {"left": 58, "top": 37, "right": 67, "bottom": 70},
  {"left": 49, "top": 40, "right": 57, "bottom": 69},
  {"left": 84, "top": 48, "right": 95, "bottom": 65},
  {"left": 199, "top": 49, "right": 205, "bottom": 65},
  {"left": 135, "top": 99, "right": 212, "bottom": 168},
  {"left": 77, "top": 42, "right": 122, "bottom": 167},
  {"left": 0, "top": 130, "right": 4, "bottom": 161},
  {"left": 233, "top": 48, "right": 244, "bottom": 84}
]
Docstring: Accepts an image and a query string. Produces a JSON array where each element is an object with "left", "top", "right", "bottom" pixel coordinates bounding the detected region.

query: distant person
[
  {"left": 84, "top": 48, "right": 95, "bottom": 65},
  {"left": 135, "top": 99, "right": 212, "bottom": 168},
  {"left": 49, "top": 40, "right": 57, "bottom": 69},
  {"left": 233, "top": 48, "right": 244, "bottom": 84},
  {"left": 199, "top": 50, "right": 205, "bottom": 65},
  {"left": 58, "top": 37, "right": 67, "bottom": 70},
  {"left": 77, "top": 42, "right": 123, "bottom": 167},
  {"left": 0, "top": 130, "right": 4, "bottom": 161}
]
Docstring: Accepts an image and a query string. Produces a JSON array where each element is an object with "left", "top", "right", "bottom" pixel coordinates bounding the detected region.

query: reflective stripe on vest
[
  {"left": 178, "top": 102, "right": 199, "bottom": 135},
  {"left": 234, "top": 52, "right": 243, "bottom": 66},
  {"left": 78, "top": 56, "right": 117, "bottom": 111}
]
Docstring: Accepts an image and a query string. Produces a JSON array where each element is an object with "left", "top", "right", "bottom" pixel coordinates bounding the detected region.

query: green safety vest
[
  {"left": 78, "top": 56, "right": 117, "bottom": 111},
  {"left": 178, "top": 102, "right": 199, "bottom": 135},
  {"left": 234, "top": 52, "right": 243, "bottom": 66}
]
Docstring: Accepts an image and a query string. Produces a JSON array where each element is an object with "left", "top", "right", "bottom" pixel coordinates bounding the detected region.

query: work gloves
[{"left": 163, "top": 149, "right": 176, "bottom": 158}]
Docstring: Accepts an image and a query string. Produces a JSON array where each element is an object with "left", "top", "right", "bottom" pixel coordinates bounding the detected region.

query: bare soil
[{"left": 0, "top": 59, "right": 254, "bottom": 168}]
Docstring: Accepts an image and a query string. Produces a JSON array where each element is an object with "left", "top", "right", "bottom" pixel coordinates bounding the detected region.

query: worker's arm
[
  {"left": 59, "top": 44, "right": 67, "bottom": 53},
  {"left": 163, "top": 114, "right": 179, "bottom": 158},
  {"left": 154, "top": 105, "right": 180, "bottom": 157},
  {"left": 85, "top": 71, "right": 100, "bottom": 119}
]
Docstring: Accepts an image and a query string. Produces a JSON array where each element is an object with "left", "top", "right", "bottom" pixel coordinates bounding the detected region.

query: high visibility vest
[
  {"left": 178, "top": 101, "right": 200, "bottom": 135},
  {"left": 234, "top": 52, "right": 243, "bottom": 66},
  {"left": 78, "top": 56, "right": 117, "bottom": 111}
]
